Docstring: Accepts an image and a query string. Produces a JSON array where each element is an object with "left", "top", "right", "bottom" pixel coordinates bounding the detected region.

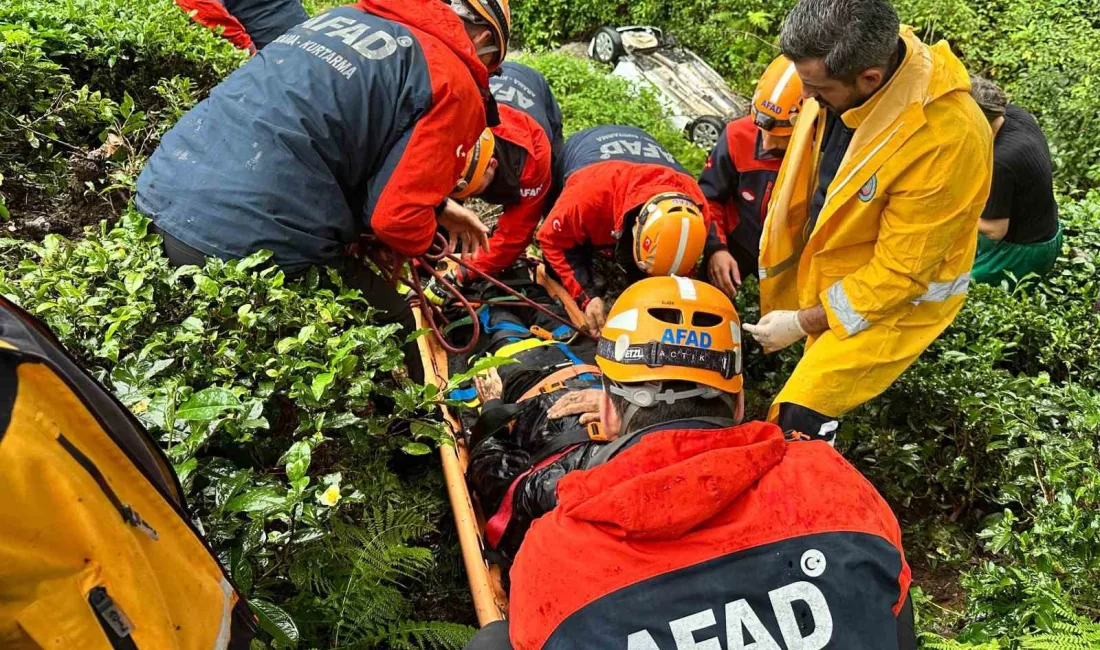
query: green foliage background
[{"left": 1, "top": 0, "right": 1099, "bottom": 648}]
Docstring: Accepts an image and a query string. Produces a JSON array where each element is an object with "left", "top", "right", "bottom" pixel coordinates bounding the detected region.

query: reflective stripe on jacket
[{"left": 759, "top": 28, "right": 992, "bottom": 418}]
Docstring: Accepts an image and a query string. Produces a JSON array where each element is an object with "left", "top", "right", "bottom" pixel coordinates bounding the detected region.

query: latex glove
[
  {"left": 547, "top": 388, "right": 602, "bottom": 425},
  {"left": 438, "top": 199, "right": 490, "bottom": 255},
  {"left": 743, "top": 310, "right": 807, "bottom": 352},
  {"left": 707, "top": 250, "right": 742, "bottom": 299},
  {"left": 474, "top": 368, "right": 503, "bottom": 403},
  {"left": 584, "top": 297, "right": 607, "bottom": 337}
]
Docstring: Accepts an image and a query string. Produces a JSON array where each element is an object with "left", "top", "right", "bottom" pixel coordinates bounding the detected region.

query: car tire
[
  {"left": 591, "top": 27, "right": 624, "bottom": 65},
  {"left": 688, "top": 116, "right": 726, "bottom": 150}
]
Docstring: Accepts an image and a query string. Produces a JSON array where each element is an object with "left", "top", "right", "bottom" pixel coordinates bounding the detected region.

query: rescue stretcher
[{"left": 411, "top": 261, "right": 589, "bottom": 625}]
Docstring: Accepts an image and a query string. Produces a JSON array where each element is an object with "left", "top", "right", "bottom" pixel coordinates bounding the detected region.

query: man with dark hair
[
  {"left": 968, "top": 75, "right": 1062, "bottom": 286},
  {"left": 465, "top": 276, "right": 916, "bottom": 650},
  {"left": 743, "top": 0, "right": 992, "bottom": 439}
]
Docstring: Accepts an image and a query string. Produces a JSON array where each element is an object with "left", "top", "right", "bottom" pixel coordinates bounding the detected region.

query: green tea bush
[
  {"left": 517, "top": 52, "right": 707, "bottom": 174},
  {"left": 0, "top": 212, "right": 485, "bottom": 649},
  {"left": 510, "top": 0, "right": 1100, "bottom": 191}
]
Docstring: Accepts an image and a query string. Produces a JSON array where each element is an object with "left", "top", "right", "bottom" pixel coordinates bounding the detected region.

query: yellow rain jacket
[
  {"left": 0, "top": 296, "right": 256, "bottom": 649},
  {"left": 759, "top": 28, "right": 992, "bottom": 420}
]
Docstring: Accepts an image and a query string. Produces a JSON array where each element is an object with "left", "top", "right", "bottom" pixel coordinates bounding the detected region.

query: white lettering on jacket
[
  {"left": 625, "top": 581, "right": 834, "bottom": 650},
  {"left": 598, "top": 137, "right": 676, "bottom": 164}
]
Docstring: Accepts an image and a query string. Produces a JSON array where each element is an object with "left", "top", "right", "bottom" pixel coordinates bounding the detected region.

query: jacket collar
[
  {"left": 355, "top": 0, "right": 490, "bottom": 90},
  {"left": 555, "top": 421, "right": 787, "bottom": 540}
]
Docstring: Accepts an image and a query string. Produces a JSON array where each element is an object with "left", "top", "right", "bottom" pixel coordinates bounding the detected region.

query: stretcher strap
[{"left": 517, "top": 364, "right": 602, "bottom": 403}]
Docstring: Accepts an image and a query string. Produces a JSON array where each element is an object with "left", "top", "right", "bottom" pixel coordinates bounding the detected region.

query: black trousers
[{"left": 154, "top": 226, "right": 424, "bottom": 384}]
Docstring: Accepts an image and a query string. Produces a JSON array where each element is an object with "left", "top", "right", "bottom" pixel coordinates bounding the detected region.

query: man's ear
[
  {"left": 734, "top": 391, "right": 745, "bottom": 425},
  {"left": 599, "top": 392, "right": 622, "bottom": 440},
  {"left": 857, "top": 66, "right": 886, "bottom": 94},
  {"left": 472, "top": 27, "right": 495, "bottom": 52}
]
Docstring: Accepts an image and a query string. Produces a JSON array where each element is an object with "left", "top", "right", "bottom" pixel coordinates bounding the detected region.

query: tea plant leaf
[{"left": 177, "top": 387, "right": 241, "bottom": 421}]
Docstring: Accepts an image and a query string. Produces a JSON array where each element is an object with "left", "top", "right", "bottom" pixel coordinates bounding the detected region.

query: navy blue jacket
[
  {"left": 491, "top": 62, "right": 564, "bottom": 158},
  {"left": 223, "top": 0, "right": 308, "bottom": 50},
  {"left": 137, "top": 1, "right": 490, "bottom": 273}
]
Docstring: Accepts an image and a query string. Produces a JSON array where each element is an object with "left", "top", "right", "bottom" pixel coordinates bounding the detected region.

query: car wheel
[
  {"left": 591, "top": 27, "right": 624, "bottom": 65},
  {"left": 689, "top": 116, "right": 726, "bottom": 150}
]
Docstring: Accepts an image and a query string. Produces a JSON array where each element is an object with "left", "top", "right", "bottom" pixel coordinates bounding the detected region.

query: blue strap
[
  {"left": 555, "top": 343, "right": 586, "bottom": 367},
  {"left": 448, "top": 387, "right": 479, "bottom": 401},
  {"left": 551, "top": 325, "right": 572, "bottom": 339},
  {"left": 480, "top": 307, "right": 530, "bottom": 335}
]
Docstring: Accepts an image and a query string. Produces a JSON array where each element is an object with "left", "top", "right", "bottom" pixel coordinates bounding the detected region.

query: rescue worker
[
  {"left": 968, "top": 75, "right": 1062, "bottom": 287},
  {"left": 535, "top": 125, "right": 709, "bottom": 335},
  {"left": 453, "top": 62, "right": 564, "bottom": 282},
  {"left": 744, "top": 0, "right": 993, "bottom": 438},
  {"left": 701, "top": 55, "right": 802, "bottom": 296},
  {"left": 464, "top": 276, "right": 917, "bottom": 650},
  {"left": 174, "top": 0, "right": 308, "bottom": 52},
  {"left": 135, "top": 0, "right": 512, "bottom": 383}
]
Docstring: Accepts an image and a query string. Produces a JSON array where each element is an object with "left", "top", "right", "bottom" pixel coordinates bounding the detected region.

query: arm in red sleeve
[
  {"left": 698, "top": 128, "right": 740, "bottom": 261},
  {"left": 466, "top": 142, "right": 552, "bottom": 278},
  {"left": 368, "top": 71, "right": 485, "bottom": 258},
  {"left": 174, "top": 0, "right": 255, "bottom": 51},
  {"left": 536, "top": 203, "right": 598, "bottom": 308}
]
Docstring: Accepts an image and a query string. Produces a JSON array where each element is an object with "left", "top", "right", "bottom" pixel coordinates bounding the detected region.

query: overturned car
[{"left": 589, "top": 25, "right": 749, "bottom": 150}]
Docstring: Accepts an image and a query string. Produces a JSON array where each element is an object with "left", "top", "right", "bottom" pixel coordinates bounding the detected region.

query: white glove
[{"left": 743, "top": 310, "right": 808, "bottom": 352}]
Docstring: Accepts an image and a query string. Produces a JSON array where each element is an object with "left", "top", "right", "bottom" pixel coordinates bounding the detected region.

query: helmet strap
[{"left": 607, "top": 381, "right": 736, "bottom": 433}]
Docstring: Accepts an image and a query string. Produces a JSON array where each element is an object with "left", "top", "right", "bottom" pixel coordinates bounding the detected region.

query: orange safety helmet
[
  {"left": 632, "top": 192, "right": 707, "bottom": 277},
  {"left": 751, "top": 55, "right": 803, "bottom": 136},
  {"left": 453, "top": 0, "right": 512, "bottom": 70},
  {"left": 597, "top": 276, "right": 743, "bottom": 395},
  {"left": 452, "top": 128, "right": 496, "bottom": 200}
]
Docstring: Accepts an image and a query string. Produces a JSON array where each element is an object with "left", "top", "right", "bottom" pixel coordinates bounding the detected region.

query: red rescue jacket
[
  {"left": 699, "top": 116, "right": 783, "bottom": 274},
  {"left": 174, "top": 0, "right": 255, "bottom": 52},
  {"left": 464, "top": 105, "right": 553, "bottom": 278},
  {"left": 535, "top": 162, "right": 706, "bottom": 307},
  {"left": 508, "top": 421, "right": 913, "bottom": 650}
]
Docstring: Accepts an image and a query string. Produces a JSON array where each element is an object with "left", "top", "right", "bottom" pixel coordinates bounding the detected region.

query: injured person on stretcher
[{"left": 459, "top": 276, "right": 918, "bottom": 650}]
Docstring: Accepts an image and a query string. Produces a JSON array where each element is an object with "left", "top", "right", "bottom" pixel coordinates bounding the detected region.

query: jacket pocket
[{"left": 17, "top": 568, "right": 136, "bottom": 650}]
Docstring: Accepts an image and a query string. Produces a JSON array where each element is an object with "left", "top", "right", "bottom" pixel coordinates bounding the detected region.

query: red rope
[{"left": 402, "top": 233, "right": 595, "bottom": 355}]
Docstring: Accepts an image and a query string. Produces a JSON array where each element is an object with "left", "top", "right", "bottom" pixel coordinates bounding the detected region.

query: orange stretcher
[{"left": 412, "top": 265, "right": 587, "bottom": 625}]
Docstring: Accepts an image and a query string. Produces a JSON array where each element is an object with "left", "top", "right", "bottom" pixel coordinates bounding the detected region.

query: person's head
[
  {"left": 595, "top": 277, "right": 745, "bottom": 439},
  {"left": 752, "top": 55, "right": 804, "bottom": 153},
  {"left": 452, "top": 129, "right": 499, "bottom": 199},
  {"left": 447, "top": 0, "right": 511, "bottom": 71},
  {"left": 780, "top": 0, "right": 901, "bottom": 114},
  {"left": 632, "top": 193, "right": 707, "bottom": 277},
  {"left": 969, "top": 74, "right": 1007, "bottom": 131}
]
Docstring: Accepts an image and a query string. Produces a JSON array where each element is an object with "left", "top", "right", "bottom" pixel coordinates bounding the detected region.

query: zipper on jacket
[
  {"left": 58, "top": 434, "right": 159, "bottom": 541},
  {"left": 88, "top": 586, "right": 139, "bottom": 650}
]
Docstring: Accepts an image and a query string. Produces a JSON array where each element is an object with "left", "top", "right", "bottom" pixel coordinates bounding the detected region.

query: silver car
[{"left": 589, "top": 25, "right": 749, "bottom": 150}]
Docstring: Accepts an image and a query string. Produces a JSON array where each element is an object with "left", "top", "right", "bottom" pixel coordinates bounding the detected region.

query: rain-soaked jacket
[
  {"left": 759, "top": 28, "right": 992, "bottom": 420},
  {"left": 137, "top": 0, "right": 491, "bottom": 273},
  {"left": 535, "top": 126, "right": 706, "bottom": 308},
  {"left": 507, "top": 421, "right": 915, "bottom": 650}
]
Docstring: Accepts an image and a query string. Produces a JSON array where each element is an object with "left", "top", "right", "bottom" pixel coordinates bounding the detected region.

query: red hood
[
  {"left": 612, "top": 164, "right": 708, "bottom": 233},
  {"left": 556, "top": 422, "right": 787, "bottom": 540},
  {"left": 355, "top": 0, "right": 489, "bottom": 90}
]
